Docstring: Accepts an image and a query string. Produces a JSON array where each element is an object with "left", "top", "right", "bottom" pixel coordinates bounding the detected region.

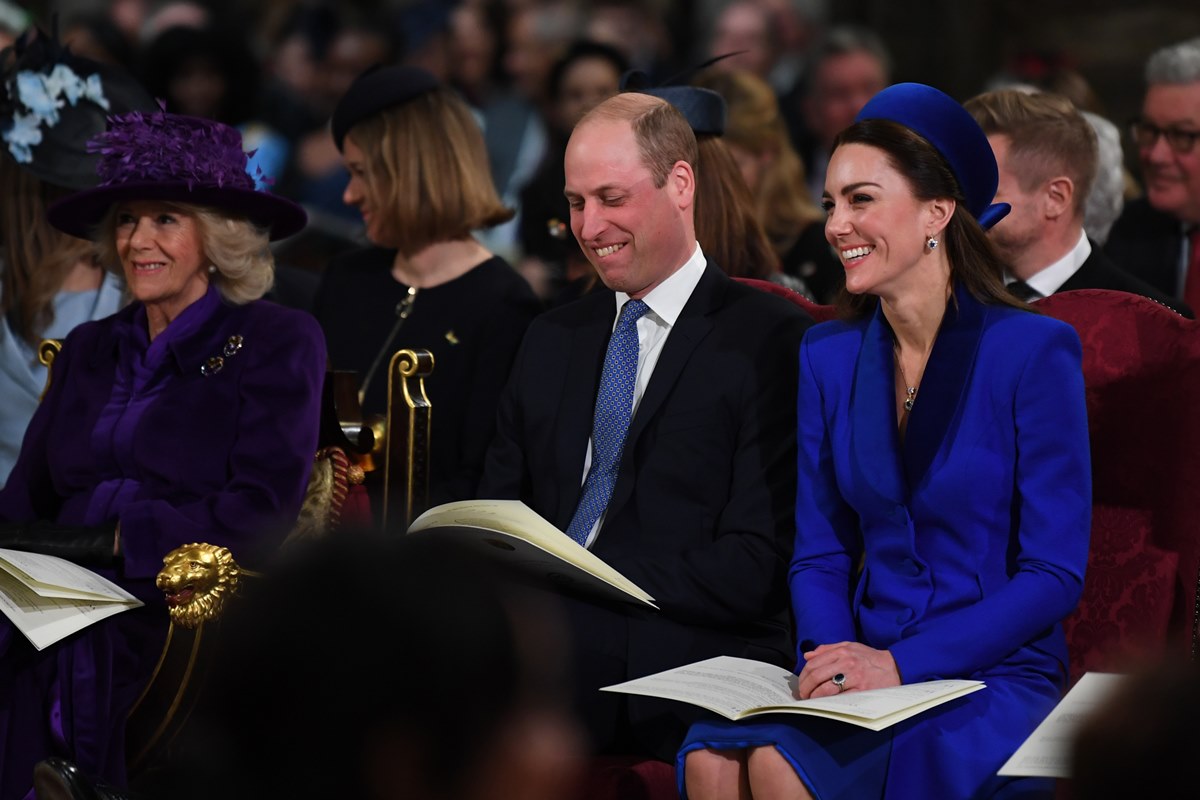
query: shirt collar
[
  {"left": 1024, "top": 230, "right": 1091, "bottom": 297},
  {"left": 613, "top": 242, "right": 707, "bottom": 327}
]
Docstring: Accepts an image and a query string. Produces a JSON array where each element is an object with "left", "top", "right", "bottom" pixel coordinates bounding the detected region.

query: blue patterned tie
[{"left": 565, "top": 299, "right": 650, "bottom": 545}]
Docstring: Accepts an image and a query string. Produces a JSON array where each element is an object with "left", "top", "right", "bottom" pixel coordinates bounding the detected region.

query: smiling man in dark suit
[
  {"left": 966, "top": 88, "right": 1192, "bottom": 317},
  {"left": 479, "top": 91, "right": 812, "bottom": 759}
]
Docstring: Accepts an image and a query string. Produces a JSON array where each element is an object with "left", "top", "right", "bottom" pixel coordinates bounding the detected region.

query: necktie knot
[
  {"left": 1007, "top": 279, "right": 1041, "bottom": 302},
  {"left": 618, "top": 299, "right": 650, "bottom": 329}
]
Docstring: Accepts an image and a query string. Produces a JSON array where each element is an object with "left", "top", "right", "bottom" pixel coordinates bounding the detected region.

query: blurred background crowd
[{"left": 5, "top": 0, "right": 1196, "bottom": 305}]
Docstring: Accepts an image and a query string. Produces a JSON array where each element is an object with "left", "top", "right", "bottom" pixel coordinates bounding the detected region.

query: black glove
[{"left": 0, "top": 521, "right": 119, "bottom": 568}]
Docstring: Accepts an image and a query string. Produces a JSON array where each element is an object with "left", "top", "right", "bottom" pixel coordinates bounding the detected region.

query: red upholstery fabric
[
  {"left": 1062, "top": 504, "right": 1178, "bottom": 682},
  {"left": 1038, "top": 289, "right": 1200, "bottom": 663},
  {"left": 735, "top": 277, "right": 838, "bottom": 323},
  {"left": 339, "top": 483, "right": 373, "bottom": 529},
  {"left": 578, "top": 757, "right": 675, "bottom": 800}
]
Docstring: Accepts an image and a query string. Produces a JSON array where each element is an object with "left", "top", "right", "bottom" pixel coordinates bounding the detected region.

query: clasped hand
[{"left": 795, "top": 641, "right": 901, "bottom": 699}]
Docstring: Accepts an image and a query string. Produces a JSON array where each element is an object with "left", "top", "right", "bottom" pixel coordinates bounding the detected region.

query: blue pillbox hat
[{"left": 855, "top": 82, "right": 1010, "bottom": 230}]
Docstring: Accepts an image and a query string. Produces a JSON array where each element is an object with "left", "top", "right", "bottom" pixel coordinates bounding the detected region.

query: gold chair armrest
[
  {"left": 37, "top": 338, "right": 64, "bottom": 401},
  {"left": 383, "top": 347, "right": 434, "bottom": 530},
  {"left": 155, "top": 543, "right": 257, "bottom": 629}
]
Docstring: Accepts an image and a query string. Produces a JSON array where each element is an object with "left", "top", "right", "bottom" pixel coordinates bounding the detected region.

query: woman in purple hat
[
  {"left": 680, "top": 84, "right": 1090, "bottom": 799},
  {"left": 0, "top": 107, "right": 324, "bottom": 796}
]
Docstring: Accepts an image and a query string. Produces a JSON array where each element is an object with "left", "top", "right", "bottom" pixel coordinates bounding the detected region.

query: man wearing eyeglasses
[
  {"left": 1106, "top": 38, "right": 1200, "bottom": 310},
  {"left": 966, "top": 88, "right": 1190, "bottom": 316}
]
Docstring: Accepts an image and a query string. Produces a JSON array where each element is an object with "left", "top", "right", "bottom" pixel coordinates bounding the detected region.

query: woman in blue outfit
[
  {"left": 0, "top": 107, "right": 323, "bottom": 797},
  {"left": 679, "top": 83, "right": 1091, "bottom": 799},
  {"left": 0, "top": 29, "right": 154, "bottom": 487}
]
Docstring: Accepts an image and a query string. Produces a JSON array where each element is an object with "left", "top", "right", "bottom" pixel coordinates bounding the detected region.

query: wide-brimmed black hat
[
  {"left": 47, "top": 108, "right": 307, "bottom": 240},
  {"left": 0, "top": 26, "right": 156, "bottom": 190}
]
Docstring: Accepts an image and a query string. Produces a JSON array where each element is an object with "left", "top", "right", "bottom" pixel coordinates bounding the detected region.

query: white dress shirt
[{"left": 576, "top": 243, "right": 708, "bottom": 547}]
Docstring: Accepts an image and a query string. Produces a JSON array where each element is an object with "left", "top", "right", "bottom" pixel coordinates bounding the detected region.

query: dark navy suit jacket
[
  {"left": 1103, "top": 197, "right": 1185, "bottom": 299},
  {"left": 481, "top": 262, "right": 812, "bottom": 696},
  {"left": 1060, "top": 241, "right": 1192, "bottom": 318}
]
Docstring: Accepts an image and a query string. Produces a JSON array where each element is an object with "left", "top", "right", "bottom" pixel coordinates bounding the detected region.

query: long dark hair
[{"left": 832, "top": 118, "right": 1027, "bottom": 319}]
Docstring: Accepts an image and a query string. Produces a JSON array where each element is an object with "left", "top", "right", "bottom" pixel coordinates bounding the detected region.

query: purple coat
[{"left": 0, "top": 285, "right": 325, "bottom": 797}]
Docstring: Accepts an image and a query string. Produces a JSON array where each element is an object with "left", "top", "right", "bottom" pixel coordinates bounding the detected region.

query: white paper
[
  {"left": 0, "top": 568, "right": 141, "bottom": 651},
  {"left": 602, "top": 655, "right": 986, "bottom": 731},
  {"left": 0, "top": 548, "right": 138, "bottom": 602},
  {"left": 408, "top": 500, "right": 657, "bottom": 608},
  {"left": 997, "top": 672, "right": 1128, "bottom": 778}
]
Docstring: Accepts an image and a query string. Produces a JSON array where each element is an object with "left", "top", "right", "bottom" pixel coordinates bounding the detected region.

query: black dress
[{"left": 315, "top": 248, "right": 541, "bottom": 504}]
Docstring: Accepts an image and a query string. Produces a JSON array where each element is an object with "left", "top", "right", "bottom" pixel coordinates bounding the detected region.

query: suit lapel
[
  {"left": 1057, "top": 249, "right": 1097, "bottom": 293},
  {"left": 553, "top": 294, "right": 614, "bottom": 527},
  {"left": 604, "top": 265, "right": 720, "bottom": 519},
  {"left": 901, "top": 282, "right": 988, "bottom": 489},
  {"left": 850, "top": 305, "right": 908, "bottom": 505}
]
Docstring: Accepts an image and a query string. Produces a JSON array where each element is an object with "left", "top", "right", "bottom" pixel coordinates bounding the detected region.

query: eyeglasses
[{"left": 1130, "top": 119, "right": 1200, "bottom": 154}]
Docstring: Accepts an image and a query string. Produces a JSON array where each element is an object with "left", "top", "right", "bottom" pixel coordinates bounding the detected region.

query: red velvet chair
[
  {"left": 736, "top": 278, "right": 839, "bottom": 323},
  {"left": 1037, "top": 289, "right": 1200, "bottom": 679}
]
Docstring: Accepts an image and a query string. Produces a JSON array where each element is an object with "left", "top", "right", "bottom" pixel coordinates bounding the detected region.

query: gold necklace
[{"left": 894, "top": 344, "right": 917, "bottom": 412}]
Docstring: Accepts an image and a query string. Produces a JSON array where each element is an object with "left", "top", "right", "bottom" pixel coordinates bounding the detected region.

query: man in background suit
[
  {"left": 479, "top": 92, "right": 812, "bottom": 759},
  {"left": 967, "top": 88, "right": 1192, "bottom": 316},
  {"left": 1105, "top": 38, "right": 1200, "bottom": 310}
]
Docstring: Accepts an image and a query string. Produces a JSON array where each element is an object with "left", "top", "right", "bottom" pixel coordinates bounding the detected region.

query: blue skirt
[{"left": 676, "top": 673, "right": 1058, "bottom": 800}]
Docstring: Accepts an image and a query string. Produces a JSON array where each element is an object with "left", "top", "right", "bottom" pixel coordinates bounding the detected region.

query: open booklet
[
  {"left": 407, "top": 499, "right": 657, "bottom": 609},
  {"left": 602, "top": 655, "right": 985, "bottom": 732},
  {"left": 998, "top": 672, "right": 1127, "bottom": 779},
  {"left": 0, "top": 548, "right": 143, "bottom": 651}
]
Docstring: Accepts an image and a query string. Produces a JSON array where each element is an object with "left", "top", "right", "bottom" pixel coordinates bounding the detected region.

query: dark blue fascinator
[
  {"left": 855, "top": 82, "right": 1011, "bottom": 230},
  {"left": 623, "top": 74, "right": 726, "bottom": 136},
  {"left": 619, "top": 54, "right": 737, "bottom": 137}
]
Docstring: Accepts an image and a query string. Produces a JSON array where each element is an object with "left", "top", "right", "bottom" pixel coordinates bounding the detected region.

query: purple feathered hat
[{"left": 47, "top": 109, "right": 306, "bottom": 240}]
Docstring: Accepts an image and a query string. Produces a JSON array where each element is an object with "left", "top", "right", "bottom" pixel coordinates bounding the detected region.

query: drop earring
[{"left": 926, "top": 236, "right": 939, "bottom": 250}]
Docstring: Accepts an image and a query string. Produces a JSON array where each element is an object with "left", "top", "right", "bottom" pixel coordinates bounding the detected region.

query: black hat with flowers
[
  {"left": 47, "top": 107, "right": 307, "bottom": 240},
  {"left": 0, "top": 25, "right": 155, "bottom": 190}
]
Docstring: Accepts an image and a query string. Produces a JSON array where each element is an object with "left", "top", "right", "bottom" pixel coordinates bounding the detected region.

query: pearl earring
[
  {"left": 207, "top": 264, "right": 218, "bottom": 274},
  {"left": 927, "top": 236, "right": 939, "bottom": 250}
]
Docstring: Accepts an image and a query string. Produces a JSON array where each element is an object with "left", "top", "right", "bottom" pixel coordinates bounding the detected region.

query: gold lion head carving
[{"left": 155, "top": 543, "right": 240, "bottom": 629}]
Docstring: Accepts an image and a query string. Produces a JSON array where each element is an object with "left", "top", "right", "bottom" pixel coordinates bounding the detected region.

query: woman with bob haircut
[
  {"left": 316, "top": 64, "right": 540, "bottom": 505},
  {"left": 679, "top": 84, "right": 1090, "bottom": 800},
  {"left": 0, "top": 107, "right": 325, "bottom": 796}
]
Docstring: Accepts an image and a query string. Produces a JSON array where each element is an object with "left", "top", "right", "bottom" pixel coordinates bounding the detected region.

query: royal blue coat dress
[
  {"left": 679, "top": 285, "right": 1091, "bottom": 799},
  {"left": 0, "top": 284, "right": 325, "bottom": 799}
]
